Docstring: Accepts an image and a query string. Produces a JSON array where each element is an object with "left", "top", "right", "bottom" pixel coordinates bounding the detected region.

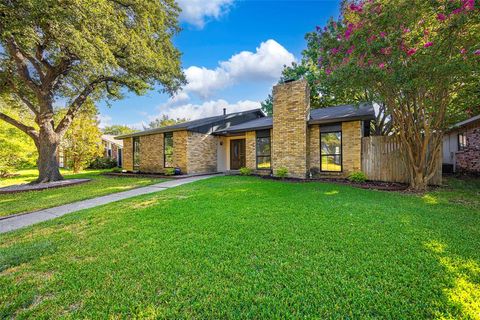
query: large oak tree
[{"left": 0, "top": 0, "right": 185, "bottom": 182}]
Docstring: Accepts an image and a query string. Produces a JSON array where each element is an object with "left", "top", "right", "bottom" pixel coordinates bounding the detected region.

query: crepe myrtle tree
[
  {"left": 0, "top": 0, "right": 185, "bottom": 183},
  {"left": 318, "top": 0, "right": 479, "bottom": 190}
]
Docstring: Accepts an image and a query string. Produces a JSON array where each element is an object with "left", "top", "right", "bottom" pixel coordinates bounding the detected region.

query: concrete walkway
[{"left": 0, "top": 175, "right": 217, "bottom": 234}]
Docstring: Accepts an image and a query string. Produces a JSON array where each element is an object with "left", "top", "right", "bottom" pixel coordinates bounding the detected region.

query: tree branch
[
  {"left": 55, "top": 77, "right": 121, "bottom": 136},
  {"left": 0, "top": 112, "right": 38, "bottom": 141}
]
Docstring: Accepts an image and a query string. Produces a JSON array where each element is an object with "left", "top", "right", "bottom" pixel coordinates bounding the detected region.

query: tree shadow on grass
[
  {"left": 423, "top": 240, "right": 480, "bottom": 318},
  {"left": 0, "top": 240, "right": 57, "bottom": 272}
]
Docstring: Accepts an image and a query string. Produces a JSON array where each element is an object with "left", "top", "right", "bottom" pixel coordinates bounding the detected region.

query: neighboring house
[
  {"left": 58, "top": 135, "right": 123, "bottom": 168},
  {"left": 116, "top": 80, "right": 375, "bottom": 178},
  {"left": 443, "top": 114, "right": 480, "bottom": 174},
  {"left": 102, "top": 134, "right": 124, "bottom": 167}
]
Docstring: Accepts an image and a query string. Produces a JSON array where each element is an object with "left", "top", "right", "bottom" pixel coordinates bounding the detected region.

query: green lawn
[
  {"left": 0, "top": 169, "right": 163, "bottom": 217},
  {"left": 0, "top": 176, "right": 479, "bottom": 318}
]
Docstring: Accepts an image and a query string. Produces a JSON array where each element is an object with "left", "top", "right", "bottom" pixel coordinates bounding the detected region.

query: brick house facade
[
  {"left": 443, "top": 115, "right": 480, "bottom": 174},
  {"left": 116, "top": 80, "right": 374, "bottom": 178}
]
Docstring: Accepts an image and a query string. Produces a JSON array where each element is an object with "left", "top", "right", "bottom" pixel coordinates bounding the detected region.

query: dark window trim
[
  {"left": 164, "top": 132, "right": 174, "bottom": 168},
  {"left": 320, "top": 130, "right": 343, "bottom": 172},
  {"left": 133, "top": 137, "right": 140, "bottom": 170},
  {"left": 457, "top": 132, "right": 467, "bottom": 151},
  {"left": 255, "top": 130, "right": 271, "bottom": 170}
]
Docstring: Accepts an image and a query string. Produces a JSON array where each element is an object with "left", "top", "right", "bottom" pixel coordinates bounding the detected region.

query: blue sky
[{"left": 98, "top": 0, "right": 340, "bottom": 128}]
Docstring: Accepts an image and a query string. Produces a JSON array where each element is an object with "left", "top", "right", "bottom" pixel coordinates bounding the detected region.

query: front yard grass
[
  {"left": 0, "top": 176, "right": 479, "bottom": 318},
  {"left": 0, "top": 169, "right": 163, "bottom": 217}
]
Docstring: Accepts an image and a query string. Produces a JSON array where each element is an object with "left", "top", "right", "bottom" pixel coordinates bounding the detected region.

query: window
[
  {"left": 133, "top": 137, "right": 140, "bottom": 170},
  {"left": 256, "top": 130, "right": 271, "bottom": 169},
  {"left": 321, "top": 129, "right": 342, "bottom": 172},
  {"left": 458, "top": 132, "right": 467, "bottom": 151},
  {"left": 164, "top": 132, "right": 174, "bottom": 168}
]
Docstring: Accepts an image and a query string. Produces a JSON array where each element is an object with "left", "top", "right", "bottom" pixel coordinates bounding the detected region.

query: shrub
[
  {"left": 348, "top": 171, "right": 367, "bottom": 183},
  {"left": 164, "top": 168, "right": 175, "bottom": 176},
  {"left": 89, "top": 157, "right": 118, "bottom": 169},
  {"left": 275, "top": 167, "right": 288, "bottom": 179},
  {"left": 239, "top": 167, "right": 252, "bottom": 176}
]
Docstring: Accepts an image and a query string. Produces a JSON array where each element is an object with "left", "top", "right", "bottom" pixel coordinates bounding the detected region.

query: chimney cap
[
  {"left": 282, "top": 78, "right": 296, "bottom": 84},
  {"left": 223, "top": 108, "right": 226, "bottom": 115}
]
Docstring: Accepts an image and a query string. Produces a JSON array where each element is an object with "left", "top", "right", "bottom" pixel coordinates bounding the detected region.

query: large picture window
[
  {"left": 321, "top": 130, "right": 342, "bottom": 172},
  {"left": 133, "top": 137, "right": 140, "bottom": 170},
  {"left": 256, "top": 130, "right": 271, "bottom": 169},
  {"left": 164, "top": 132, "right": 174, "bottom": 168}
]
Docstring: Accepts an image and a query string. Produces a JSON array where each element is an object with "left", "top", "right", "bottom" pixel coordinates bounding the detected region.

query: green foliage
[
  {"left": 102, "top": 125, "right": 137, "bottom": 136},
  {"left": 239, "top": 167, "right": 253, "bottom": 176},
  {"left": 261, "top": 94, "right": 273, "bottom": 116},
  {"left": 0, "top": 101, "right": 37, "bottom": 176},
  {"left": 164, "top": 168, "right": 175, "bottom": 176},
  {"left": 61, "top": 102, "right": 103, "bottom": 173},
  {"left": 89, "top": 157, "right": 118, "bottom": 170},
  {"left": 275, "top": 167, "right": 289, "bottom": 178},
  {"left": 0, "top": 169, "right": 163, "bottom": 216},
  {"left": 0, "top": 176, "right": 478, "bottom": 317},
  {"left": 145, "top": 115, "right": 188, "bottom": 130},
  {"left": 348, "top": 171, "right": 367, "bottom": 183}
]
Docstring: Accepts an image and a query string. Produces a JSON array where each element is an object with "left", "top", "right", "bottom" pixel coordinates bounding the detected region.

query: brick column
[
  {"left": 272, "top": 80, "right": 310, "bottom": 178},
  {"left": 245, "top": 131, "right": 256, "bottom": 169},
  {"left": 122, "top": 138, "right": 133, "bottom": 171},
  {"left": 342, "top": 121, "right": 362, "bottom": 174}
]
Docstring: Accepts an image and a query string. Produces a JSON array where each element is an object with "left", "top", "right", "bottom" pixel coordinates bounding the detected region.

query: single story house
[
  {"left": 116, "top": 80, "right": 375, "bottom": 178},
  {"left": 443, "top": 114, "right": 480, "bottom": 174}
]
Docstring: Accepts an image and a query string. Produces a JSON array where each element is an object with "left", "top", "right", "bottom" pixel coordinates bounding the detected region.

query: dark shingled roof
[
  {"left": 116, "top": 109, "right": 265, "bottom": 139},
  {"left": 309, "top": 102, "right": 375, "bottom": 124},
  {"left": 215, "top": 103, "right": 375, "bottom": 134}
]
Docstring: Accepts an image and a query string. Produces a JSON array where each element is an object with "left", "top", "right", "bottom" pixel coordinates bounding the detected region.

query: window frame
[
  {"left": 164, "top": 132, "right": 174, "bottom": 168},
  {"left": 320, "top": 130, "right": 343, "bottom": 172},
  {"left": 133, "top": 137, "right": 140, "bottom": 170},
  {"left": 255, "top": 130, "right": 271, "bottom": 170},
  {"left": 457, "top": 132, "right": 467, "bottom": 151}
]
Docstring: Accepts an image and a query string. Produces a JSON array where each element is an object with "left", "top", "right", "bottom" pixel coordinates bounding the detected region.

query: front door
[{"left": 230, "top": 139, "right": 246, "bottom": 170}]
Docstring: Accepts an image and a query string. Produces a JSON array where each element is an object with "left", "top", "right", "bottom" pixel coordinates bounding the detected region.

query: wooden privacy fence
[{"left": 361, "top": 136, "right": 442, "bottom": 185}]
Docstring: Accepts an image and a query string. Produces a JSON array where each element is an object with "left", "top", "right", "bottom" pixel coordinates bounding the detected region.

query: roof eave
[
  {"left": 213, "top": 125, "right": 273, "bottom": 135},
  {"left": 308, "top": 115, "right": 375, "bottom": 125}
]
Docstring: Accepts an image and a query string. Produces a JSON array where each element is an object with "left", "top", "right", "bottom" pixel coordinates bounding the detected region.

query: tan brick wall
[
  {"left": 173, "top": 131, "right": 188, "bottom": 173},
  {"left": 187, "top": 132, "right": 218, "bottom": 173},
  {"left": 308, "top": 125, "right": 320, "bottom": 174},
  {"left": 122, "top": 138, "right": 133, "bottom": 171},
  {"left": 342, "top": 121, "right": 362, "bottom": 174},
  {"left": 272, "top": 80, "right": 310, "bottom": 178},
  {"left": 245, "top": 131, "right": 256, "bottom": 169},
  {"left": 139, "top": 133, "right": 164, "bottom": 173}
]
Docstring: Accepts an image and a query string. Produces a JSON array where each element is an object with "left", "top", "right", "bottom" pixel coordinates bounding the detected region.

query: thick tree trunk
[{"left": 35, "top": 129, "right": 63, "bottom": 183}]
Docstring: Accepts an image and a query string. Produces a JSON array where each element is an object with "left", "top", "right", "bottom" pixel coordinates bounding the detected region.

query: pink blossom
[
  {"left": 346, "top": 45, "right": 355, "bottom": 55},
  {"left": 367, "top": 34, "right": 377, "bottom": 43},
  {"left": 437, "top": 13, "right": 447, "bottom": 21},
  {"left": 452, "top": 7, "right": 463, "bottom": 14},
  {"left": 462, "top": 0, "right": 474, "bottom": 11},
  {"left": 344, "top": 23, "right": 355, "bottom": 40},
  {"left": 331, "top": 47, "right": 340, "bottom": 55},
  {"left": 349, "top": 3, "right": 364, "bottom": 12},
  {"left": 380, "top": 32, "right": 387, "bottom": 38},
  {"left": 406, "top": 48, "right": 417, "bottom": 56},
  {"left": 380, "top": 47, "right": 392, "bottom": 55},
  {"left": 342, "top": 57, "right": 350, "bottom": 65},
  {"left": 475, "top": 49, "right": 480, "bottom": 55},
  {"left": 378, "top": 62, "right": 386, "bottom": 69},
  {"left": 460, "top": 48, "right": 467, "bottom": 54},
  {"left": 424, "top": 42, "right": 434, "bottom": 48},
  {"left": 326, "top": 68, "right": 332, "bottom": 75},
  {"left": 402, "top": 27, "right": 411, "bottom": 34}
]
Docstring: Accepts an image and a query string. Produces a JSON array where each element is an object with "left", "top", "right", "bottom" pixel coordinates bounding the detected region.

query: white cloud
[
  {"left": 154, "top": 99, "right": 260, "bottom": 121},
  {"left": 184, "top": 39, "right": 295, "bottom": 99},
  {"left": 177, "top": 0, "right": 234, "bottom": 28},
  {"left": 97, "top": 114, "right": 112, "bottom": 128}
]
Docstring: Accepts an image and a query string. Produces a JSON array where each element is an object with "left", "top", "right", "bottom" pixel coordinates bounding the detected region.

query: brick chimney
[{"left": 272, "top": 79, "right": 310, "bottom": 178}]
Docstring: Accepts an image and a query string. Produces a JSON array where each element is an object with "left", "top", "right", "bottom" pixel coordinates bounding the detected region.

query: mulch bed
[
  {"left": 0, "top": 179, "right": 91, "bottom": 194},
  {"left": 258, "top": 175, "right": 408, "bottom": 191}
]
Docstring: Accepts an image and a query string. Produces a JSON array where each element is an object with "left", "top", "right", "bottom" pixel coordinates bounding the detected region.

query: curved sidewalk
[{"left": 0, "top": 175, "right": 216, "bottom": 234}]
